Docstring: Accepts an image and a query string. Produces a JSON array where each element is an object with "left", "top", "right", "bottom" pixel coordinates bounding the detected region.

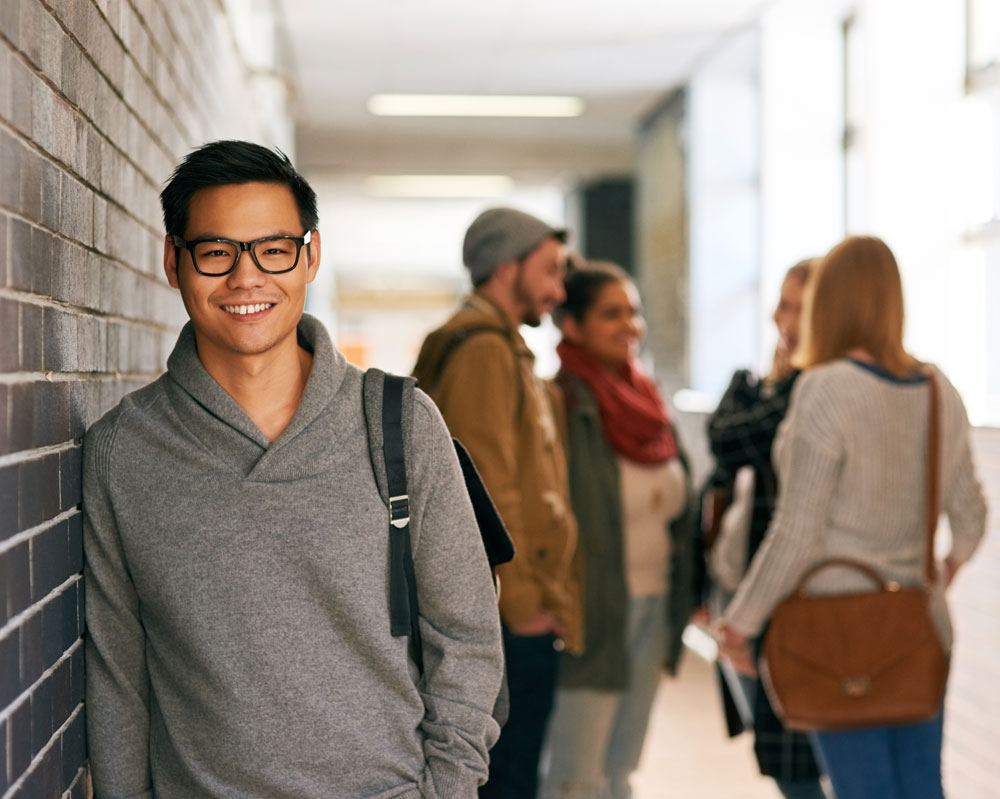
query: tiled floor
[{"left": 632, "top": 649, "right": 783, "bottom": 798}]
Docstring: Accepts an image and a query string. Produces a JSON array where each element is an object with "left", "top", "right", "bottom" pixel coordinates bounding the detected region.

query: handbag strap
[{"left": 924, "top": 368, "right": 941, "bottom": 584}]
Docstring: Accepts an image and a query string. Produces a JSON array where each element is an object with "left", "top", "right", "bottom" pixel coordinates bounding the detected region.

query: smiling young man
[
  {"left": 83, "top": 141, "right": 504, "bottom": 799},
  {"left": 413, "top": 208, "right": 583, "bottom": 799}
]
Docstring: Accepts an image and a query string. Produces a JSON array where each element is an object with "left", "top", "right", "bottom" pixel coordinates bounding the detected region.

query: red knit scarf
[{"left": 557, "top": 339, "right": 678, "bottom": 464}]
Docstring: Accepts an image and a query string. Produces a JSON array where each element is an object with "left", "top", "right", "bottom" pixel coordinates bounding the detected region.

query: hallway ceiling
[{"left": 279, "top": 0, "right": 767, "bottom": 181}]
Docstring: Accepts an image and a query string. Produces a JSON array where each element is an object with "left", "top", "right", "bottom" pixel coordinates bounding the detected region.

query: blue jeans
[
  {"left": 540, "top": 595, "right": 668, "bottom": 799},
  {"left": 811, "top": 710, "right": 945, "bottom": 799},
  {"left": 480, "top": 628, "right": 560, "bottom": 799}
]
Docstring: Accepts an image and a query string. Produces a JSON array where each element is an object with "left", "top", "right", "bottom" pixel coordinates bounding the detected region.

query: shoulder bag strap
[
  {"left": 924, "top": 369, "right": 941, "bottom": 585},
  {"left": 381, "top": 374, "right": 424, "bottom": 670}
]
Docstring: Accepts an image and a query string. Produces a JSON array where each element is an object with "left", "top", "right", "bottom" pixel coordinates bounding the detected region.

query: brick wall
[{"left": 0, "top": 1, "right": 292, "bottom": 796}]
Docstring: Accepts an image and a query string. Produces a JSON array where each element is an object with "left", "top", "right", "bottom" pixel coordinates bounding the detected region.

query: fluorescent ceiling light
[
  {"left": 367, "top": 94, "right": 584, "bottom": 118},
  {"left": 363, "top": 175, "right": 515, "bottom": 198}
]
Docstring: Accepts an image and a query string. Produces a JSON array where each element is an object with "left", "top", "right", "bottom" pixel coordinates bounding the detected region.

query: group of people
[{"left": 82, "top": 140, "right": 986, "bottom": 799}]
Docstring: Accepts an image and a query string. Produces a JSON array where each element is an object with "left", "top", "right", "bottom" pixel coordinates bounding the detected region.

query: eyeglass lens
[{"left": 192, "top": 238, "right": 301, "bottom": 275}]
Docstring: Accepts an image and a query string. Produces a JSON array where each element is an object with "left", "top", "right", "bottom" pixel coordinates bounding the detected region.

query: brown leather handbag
[{"left": 760, "top": 372, "right": 948, "bottom": 732}]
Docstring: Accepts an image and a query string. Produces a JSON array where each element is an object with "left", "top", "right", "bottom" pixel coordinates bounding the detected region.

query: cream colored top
[{"left": 619, "top": 456, "right": 687, "bottom": 597}]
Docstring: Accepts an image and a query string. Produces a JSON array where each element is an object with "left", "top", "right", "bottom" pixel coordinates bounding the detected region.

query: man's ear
[
  {"left": 491, "top": 259, "right": 518, "bottom": 287},
  {"left": 164, "top": 236, "right": 181, "bottom": 289},
  {"left": 305, "top": 230, "right": 321, "bottom": 284}
]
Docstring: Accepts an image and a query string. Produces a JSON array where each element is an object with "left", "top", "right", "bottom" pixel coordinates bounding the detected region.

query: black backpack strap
[{"left": 363, "top": 369, "right": 424, "bottom": 671}]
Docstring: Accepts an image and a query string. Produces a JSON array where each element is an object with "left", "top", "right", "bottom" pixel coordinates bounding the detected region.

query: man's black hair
[{"left": 160, "top": 140, "right": 319, "bottom": 237}]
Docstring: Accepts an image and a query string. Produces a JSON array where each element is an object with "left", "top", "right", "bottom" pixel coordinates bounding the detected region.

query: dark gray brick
[
  {"left": 69, "top": 644, "right": 83, "bottom": 707},
  {"left": 43, "top": 306, "right": 78, "bottom": 372},
  {"left": 31, "top": 519, "right": 69, "bottom": 602},
  {"left": 8, "top": 382, "right": 34, "bottom": 453},
  {"left": 18, "top": 137, "right": 42, "bottom": 223},
  {"left": 52, "top": 240, "right": 88, "bottom": 307},
  {"left": 62, "top": 706, "right": 86, "bottom": 791},
  {"left": 0, "top": 214, "right": 7, "bottom": 290},
  {"left": 0, "top": 298, "right": 17, "bottom": 372},
  {"left": 0, "top": 130, "right": 20, "bottom": 211},
  {"left": 9, "top": 699, "right": 32, "bottom": 784},
  {"left": 0, "top": 384, "right": 7, "bottom": 459},
  {"left": 60, "top": 578, "right": 79, "bottom": 651},
  {"left": 41, "top": 589, "right": 65, "bottom": 666},
  {"left": 62, "top": 175, "right": 93, "bottom": 246},
  {"left": 19, "top": 300, "right": 43, "bottom": 372},
  {"left": 0, "top": 628, "right": 18, "bottom": 707},
  {"left": 39, "top": 157, "right": 61, "bottom": 231},
  {"left": 9, "top": 51, "right": 32, "bottom": 136},
  {"left": 8, "top": 217, "right": 32, "bottom": 292},
  {"left": 20, "top": 610, "right": 43, "bottom": 690},
  {"left": 2, "top": 541, "right": 30, "bottom": 620},
  {"left": 18, "top": 453, "right": 60, "bottom": 531},
  {"left": 29, "top": 225, "right": 57, "bottom": 297},
  {"left": 33, "top": 379, "right": 70, "bottom": 448},
  {"left": 0, "top": 0, "right": 21, "bottom": 48},
  {"left": 60, "top": 448, "right": 82, "bottom": 513},
  {"left": 30, "top": 64, "right": 55, "bottom": 154},
  {"left": 0, "top": 466, "right": 15, "bottom": 540},
  {"left": 30, "top": 675, "right": 53, "bottom": 756},
  {"left": 0, "top": 40, "right": 10, "bottom": 127},
  {"left": 0, "top": 707, "right": 6, "bottom": 794}
]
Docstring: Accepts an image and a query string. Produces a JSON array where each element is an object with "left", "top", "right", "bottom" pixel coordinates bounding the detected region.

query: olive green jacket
[{"left": 555, "top": 372, "right": 697, "bottom": 690}]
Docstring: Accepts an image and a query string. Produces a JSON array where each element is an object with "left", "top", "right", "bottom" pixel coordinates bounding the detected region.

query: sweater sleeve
[
  {"left": 409, "top": 393, "right": 505, "bottom": 797},
  {"left": 723, "top": 375, "right": 841, "bottom": 636},
  {"left": 940, "top": 381, "right": 988, "bottom": 565},
  {"left": 707, "top": 369, "right": 798, "bottom": 474},
  {"left": 83, "top": 414, "right": 154, "bottom": 799},
  {"left": 432, "top": 333, "right": 545, "bottom": 628}
]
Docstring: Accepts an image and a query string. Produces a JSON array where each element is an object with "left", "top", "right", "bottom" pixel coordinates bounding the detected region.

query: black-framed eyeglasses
[{"left": 172, "top": 231, "right": 312, "bottom": 276}]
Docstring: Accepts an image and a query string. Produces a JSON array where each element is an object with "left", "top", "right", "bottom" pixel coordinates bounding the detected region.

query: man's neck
[
  {"left": 196, "top": 334, "right": 313, "bottom": 442},
  {"left": 473, "top": 285, "right": 521, "bottom": 328}
]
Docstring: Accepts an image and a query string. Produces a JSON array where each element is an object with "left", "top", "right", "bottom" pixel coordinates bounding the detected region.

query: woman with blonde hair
[
  {"left": 705, "top": 258, "right": 826, "bottom": 799},
  {"left": 716, "top": 236, "right": 987, "bottom": 799}
]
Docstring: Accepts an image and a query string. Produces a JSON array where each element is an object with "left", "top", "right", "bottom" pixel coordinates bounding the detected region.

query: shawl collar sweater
[{"left": 84, "top": 314, "right": 503, "bottom": 799}]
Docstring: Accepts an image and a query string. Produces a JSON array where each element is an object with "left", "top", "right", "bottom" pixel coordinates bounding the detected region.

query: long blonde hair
[{"left": 795, "top": 236, "right": 917, "bottom": 376}]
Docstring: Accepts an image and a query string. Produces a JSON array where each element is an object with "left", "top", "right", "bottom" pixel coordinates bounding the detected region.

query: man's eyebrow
[{"left": 184, "top": 230, "right": 301, "bottom": 240}]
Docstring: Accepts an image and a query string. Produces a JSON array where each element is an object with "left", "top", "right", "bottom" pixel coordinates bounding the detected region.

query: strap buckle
[{"left": 389, "top": 494, "right": 410, "bottom": 528}]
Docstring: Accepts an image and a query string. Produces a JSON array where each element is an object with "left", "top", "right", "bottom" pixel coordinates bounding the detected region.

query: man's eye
[{"left": 205, "top": 249, "right": 231, "bottom": 258}]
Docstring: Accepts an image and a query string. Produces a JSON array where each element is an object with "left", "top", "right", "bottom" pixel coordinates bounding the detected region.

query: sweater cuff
[{"left": 423, "top": 760, "right": 480, "bottom": 799}]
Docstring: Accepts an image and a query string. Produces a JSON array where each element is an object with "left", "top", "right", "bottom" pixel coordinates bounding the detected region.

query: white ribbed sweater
[{"left": 724, "top": 360, "right": 987, "bottom": 649}]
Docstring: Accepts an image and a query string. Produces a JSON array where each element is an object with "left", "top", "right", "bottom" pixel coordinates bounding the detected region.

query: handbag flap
[{"left": 766, "top": 587, "right": 942, "bottom": 681}]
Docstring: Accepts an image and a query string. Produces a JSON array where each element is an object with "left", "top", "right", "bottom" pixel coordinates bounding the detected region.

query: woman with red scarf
[{"left": 540, "top": 262, "right": 696, "bottom": 799}]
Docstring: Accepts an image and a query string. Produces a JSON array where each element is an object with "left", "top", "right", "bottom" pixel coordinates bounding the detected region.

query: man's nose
[{"left": 227, "top": 250, "right": 266, "bottom": 288}]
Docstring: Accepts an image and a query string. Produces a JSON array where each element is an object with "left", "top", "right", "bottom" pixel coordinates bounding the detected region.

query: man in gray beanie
[{"left": 414, "top": 207, "right": 583, "bottom": 798}]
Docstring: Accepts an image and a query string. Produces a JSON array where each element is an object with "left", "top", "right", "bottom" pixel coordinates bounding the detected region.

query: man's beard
[{"left": 514, "top": 266, "right": 542, "bottom": 327}]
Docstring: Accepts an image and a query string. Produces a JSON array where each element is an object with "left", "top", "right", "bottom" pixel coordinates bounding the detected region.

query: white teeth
[{"left": 223, "top": 303, "right": 272, "bottom": 315}]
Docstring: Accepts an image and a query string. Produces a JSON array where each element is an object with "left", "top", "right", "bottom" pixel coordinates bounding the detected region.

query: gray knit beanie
[{"left": 462, "top": 207, "right": 567, "bottom": 285}]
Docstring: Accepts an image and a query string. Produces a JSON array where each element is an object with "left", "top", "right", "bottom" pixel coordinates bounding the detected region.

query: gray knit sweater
[
  {"left": 83, "top": 315, "right": 503, "bottom": 799},
  {"left": 724, "top": 360, "right": 987, "bottom": 648}
]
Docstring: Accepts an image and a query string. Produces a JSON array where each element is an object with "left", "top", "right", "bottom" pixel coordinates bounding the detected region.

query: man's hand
[{"left": 508, "top": 611, "right": 564, "bottom": 638}]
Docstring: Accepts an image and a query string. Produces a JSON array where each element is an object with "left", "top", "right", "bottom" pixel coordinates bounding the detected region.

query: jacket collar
[{"left": 463, "top": 293, "right": 534, "bottom": 360}]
